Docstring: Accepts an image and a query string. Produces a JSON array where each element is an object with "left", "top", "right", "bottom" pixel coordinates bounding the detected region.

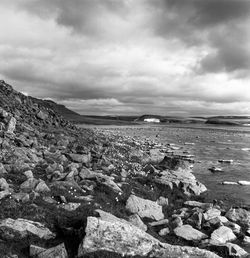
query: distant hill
[{"left": 206, "top": 116, "right": 250, "bottom": 126}]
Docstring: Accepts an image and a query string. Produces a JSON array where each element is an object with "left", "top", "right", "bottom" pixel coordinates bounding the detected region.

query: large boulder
[
  {"left": 153, "top": 168, "right": 207, "bottom": 196},
  {"left": 126, "top": 194, "right": 164, "bottom": 221},
  {"left": 0, "top": 218, "right": 55, "bottom": 241},
  {"left": 78, "top": 215, "right": 220, "bottom": 258}
]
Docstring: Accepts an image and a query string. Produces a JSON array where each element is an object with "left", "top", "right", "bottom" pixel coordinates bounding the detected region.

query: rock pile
[{"left": 0, "top": 80, "right": 249, "bottom": 258}]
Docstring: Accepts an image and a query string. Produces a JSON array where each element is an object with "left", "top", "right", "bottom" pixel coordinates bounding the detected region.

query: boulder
[
  {"left": 79, "top": 216, "right": 219, "bottom": 258},
  {"left": 174, "top": 225, "right": 208, "bottom": 241},
  {"left": 210, "top": 226, "right": 236, "bottom": 244},
  {"left": 153, "top": 168, "right": 207, "bottom": 196},
  {"left": 126, "top": 194, "right": 164, "bottom": 221},
  {"left": 0, "top": 218, "right": 55, "bottom": 241},
  {"left": 226, "top": 208, "right": 250, "bottom": 228}
]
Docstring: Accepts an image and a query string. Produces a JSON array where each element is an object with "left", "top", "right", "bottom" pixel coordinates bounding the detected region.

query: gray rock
[
  {"left": 12, "top": 192, "right": 30, "bottom": 203},
  {"left": 78, "top": 216, "right": 220, "bottom": 258},
  {"left": 210, "top": 226, "right": 236, "bottom": 244},
  {"left": 6, "top": 117, "right": 16, "bottom": 133},
  {"left": 128, "top": 214, "right": 147, "bottom": 231},
  {"left": 174, "top": 225, "right": 208, "bottom": 241},
  {"left": 58, "top": 203, "right": 81, "bottom": 211},
  {"left": 35, "top": 180, "right": 50, "bottom": 193},
  {"left": 30, "top": 243, "right": 68, "bottom": 258},
  {"left": 0, "top": 178, "right": 9, "bottom": 191},
  {"left": 126, "top": 194, "right": 164, "bottom": 221},
  {"left": 0, "top": 218, "right": 55, "bottom": 241},
  {"left": 36, "top": 110, "right": 48, "bottom": 120},
  {"left": 159, "top": 227, "right": 170, "bottom": 236},
  {"left": 20, "top": 178, "right": 39, "bottom": 192},
  {"left": 184, "top": 201, "right": 212, "bottom": 209},
  {"left": 149, "top": 219, "right": 169, "bottom": 227},
  {"left": 23, "top": 170, "right": 34, "bottom": 179},
  {"left": 226, "top": 208, "right": 250, "bottom": 228}
]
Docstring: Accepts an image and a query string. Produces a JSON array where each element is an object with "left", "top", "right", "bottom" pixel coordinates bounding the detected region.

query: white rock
[
  {"left": 159, "top": 227, "right": 170, "bottom": 236},
  {"left": 203, "top": 208, "right": 221, "bottom": 221},
  {"left": 78, "top": 216, "right": 219, "bottom": 258},
  {"left": 174, "top": 224, "right": 208, "bottom": 241},
  {"left": 210, "top": 226, "right": 236, "bottom": 244},
  {"left": 222, "top": 181, "right": 238, "bottom": 185},
  {"left": 238, "top": 181, "right": 250, "bottom": 186}
]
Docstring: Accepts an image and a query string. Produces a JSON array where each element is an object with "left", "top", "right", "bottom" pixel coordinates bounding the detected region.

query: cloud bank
[{"left": 0, "top": 0, "right": 249, "bottom": 115}]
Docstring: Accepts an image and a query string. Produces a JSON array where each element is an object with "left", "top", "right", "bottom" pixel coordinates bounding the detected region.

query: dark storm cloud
[{"left": 0, "top": 0, "right": 250, "bottom": 116}]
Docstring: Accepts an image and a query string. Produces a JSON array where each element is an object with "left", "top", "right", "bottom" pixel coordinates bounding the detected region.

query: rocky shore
[{"left": 0, "top": 80, "right": 250, "bottom": 258}]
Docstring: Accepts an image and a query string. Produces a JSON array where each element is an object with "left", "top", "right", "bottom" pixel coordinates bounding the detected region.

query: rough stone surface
[
  {"left": 30, "top": 243, "right": 68, "bottom": 258},
  {"left": 0, "top": 218, "right": 55, "bottom": 241},
  {"left": 210, "top": 226, "right": 236, "bottom": 244},
  {"left": 174, "top": 224, "right": 208, "bottom": 241},
  {"left": 79, "top": 216, "right": 220, "bottom": 258},
  {"left": 128, "top": 214, "right": 147, "bottom": 231},
  {"left": 226, "top": 208, "right": 250, "bottom": 228},
  {"left": 204, "top": 208, "right": 221, "bottom": 221},
  {"left": 126, "top": 194, "right": 164, "bottom": 221}
]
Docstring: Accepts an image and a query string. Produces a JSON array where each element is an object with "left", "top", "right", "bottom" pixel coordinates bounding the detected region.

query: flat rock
[
  {"left": 210, "top": 226, "right": 236, "bottom": 244},
  {"left": 154, "top": 166, "right": 207, "bottom": 196},
  {"left": 184, "top": 201, "right": 212, "bottom": 209},
  {"left": 79, "top": 215, "right": 220, "bottom": 258},
  {"left": 128, "top": 214, "right": 147, "bottom": 231},
  {"left": 174, "top": 224, "right": 208, "bottom": 241},
  {"left": 211, "top": 243, "right": 248, "bottom": 257},
  {"left": 0, "top": 218, "right": 55, "bottom": 241},
  {"left": 126, "top": 194, "right": 164, "bottom": 221},
  {"left": 203, "top": 208, "right": 221, "bottom": 221},
  {"left": 30, "top": 243, "right": 68, "bottom": 258}
]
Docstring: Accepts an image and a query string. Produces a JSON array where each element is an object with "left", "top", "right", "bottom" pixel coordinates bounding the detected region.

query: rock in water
[
  {"left": 174, "top": 225, "right": 208, "bottom": 241},
  {"left": 78, "top": 216, "right": 220, "bottom": 258},
  {"left": 0, "top": 218, "right": 55, "bottom": 241},
  {"left": 126, "top": 194, "right": 164, "bottom": 221}
]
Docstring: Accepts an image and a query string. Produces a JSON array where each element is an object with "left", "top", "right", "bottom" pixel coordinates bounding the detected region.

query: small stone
[
  {"left": 23, "top": 170, "right": 34, "bottom": 179},
  {"left": 159, "top": 227, "right": 170, "bottom": 236},
  {"left": 203, "top": 208, "right": 221, "bottom": 221},
  {"left": 157, "top": 196, "right": 168, "bottom": 206},
  {"left": 149, "top": 219, "right": 169, "bottom": 227}
]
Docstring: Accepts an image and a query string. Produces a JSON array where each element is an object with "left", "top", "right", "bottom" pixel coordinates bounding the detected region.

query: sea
[{"left": 79, "top": 123, "right": 250, "bottom": 208}]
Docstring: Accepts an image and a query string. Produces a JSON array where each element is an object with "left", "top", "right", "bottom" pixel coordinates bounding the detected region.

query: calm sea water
[{"left": 79, "top": 123, "right": 250, "bottom": 207}]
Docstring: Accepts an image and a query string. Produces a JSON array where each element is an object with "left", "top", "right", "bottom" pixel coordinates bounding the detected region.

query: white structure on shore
[{"left": 144, "top": 118, "right": 160, "bottom": 123}]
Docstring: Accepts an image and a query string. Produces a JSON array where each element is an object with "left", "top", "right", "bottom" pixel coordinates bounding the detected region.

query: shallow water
[{"left": 79, "top": 123, "right": 250, "bottom": 207}]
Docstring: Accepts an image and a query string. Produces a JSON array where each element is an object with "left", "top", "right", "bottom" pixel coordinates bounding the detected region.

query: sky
[{"left": 0, "top": 0, "right": 250, "bottom": 116}]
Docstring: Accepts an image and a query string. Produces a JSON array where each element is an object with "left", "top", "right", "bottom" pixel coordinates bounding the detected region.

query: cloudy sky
[{"left": 0, "top": 0, "right": 250, "bottom": 116}]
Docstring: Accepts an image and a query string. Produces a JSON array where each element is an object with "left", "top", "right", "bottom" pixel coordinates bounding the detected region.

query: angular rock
[
  {"left": 68, "top": 153, "right": 91, "bottom": 164},
  {"left": 6, "top": 117, "right": 16, "bottom": 133},
  {"left": 0, "top": 178, "right": 9, "bottom": 191},
  {"left": 174, "top": 225, "right": 208, "bottom": 241},
  {"left": 149, "top": 219, "right": 169, "bottom": 227},
  {"left": 35, "top": 180, "right": 50, "bottom": 193},
  {"left": 79, "top": 216, "right": 220, "bottom": 258},
  {"left": 23, "top": 170, "right": 34, "bottom": 179},
  {"left": 184, "top": 201, "right": 212, "bottom": 210},
  {"left": 0, "top": 218, "right": 55, "bottom": 241},
  {"left": 204, "top": 208, "right": 221, "bottom": 221},
  {"left": 126, "top": 194, "right": 164, "bottom": 221},
  {"left": 128, "top": 214, "right": 147, "bottom": 231},
  {"left": 210, "top": 226, "right": 236, "bottom": 244},
  {"left": 226, "top": 208, "right": 250, "bottom": 228},
  {"left": 20, "top": 178, "right": 39, "bottom": 192},
  {"left": 36, "top": 110, "right": 48, "bottom": 120},
  {"left": 58, "top": 203, "right": 81, "bottom": 211},
  {"left": 154, "top": 168, "right": 207, "bottom": 196},
  {"left": 30, "top": 243, "right": 68, "bottom": 258}
]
